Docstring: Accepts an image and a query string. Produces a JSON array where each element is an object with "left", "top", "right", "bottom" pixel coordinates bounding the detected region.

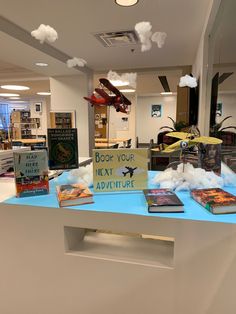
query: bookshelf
[
  {"left": 50, "top": 111, "right": 74, "bottom": 129},
  {"left": 10, "top": 110, "right": 41, "bottom": 139}
]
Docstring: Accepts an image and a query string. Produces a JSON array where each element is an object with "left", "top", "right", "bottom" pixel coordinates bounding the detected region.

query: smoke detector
[{"left": 94, "top": 30, "right": 139, "bottom": 47}]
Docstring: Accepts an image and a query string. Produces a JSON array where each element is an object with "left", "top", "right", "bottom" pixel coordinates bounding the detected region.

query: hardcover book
[
  {"left": 13, "top": 150, "right": 49, "bottom": 197},
  {"left": 47, "top": 128, "right": 79, "bottom": 170},
  {"left": 191, "top": 188, "right": 236, "bottom": 214},
  {"left": 143, "top": 189, "right": 184, "bottom": 213},
  {"left": 56, "top": 183, "right": 94, "bottom": 207}
]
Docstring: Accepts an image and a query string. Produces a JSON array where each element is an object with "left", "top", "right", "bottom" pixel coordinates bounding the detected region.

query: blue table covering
[{"left": 4, "top": 171, "right": 236, "bottom": 224}]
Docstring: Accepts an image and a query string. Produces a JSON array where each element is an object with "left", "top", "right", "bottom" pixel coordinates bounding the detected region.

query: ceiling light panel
[
  {"left": 0, "top": 93, "right": 20, "bottom": 97},
  {"left": 37, "top": 92, "right": 51, "bottom": 95},
  {"left": 115, "top": 0, "right": 139, "bottom": 7},
  {"left": 1, "top": 85, "right": 30, "bottom": 91},
  {"left": 35, "top": 62, "right": 48, "bottom": 67}
]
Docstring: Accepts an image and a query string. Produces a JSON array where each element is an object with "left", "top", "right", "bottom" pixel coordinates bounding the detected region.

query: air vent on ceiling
[{"left": 94, "top": 30, "right": 139, "bottom": 47}]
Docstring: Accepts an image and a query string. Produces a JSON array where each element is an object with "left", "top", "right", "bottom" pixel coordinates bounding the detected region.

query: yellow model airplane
[{"left": 160, "top": 132, "right": 222, "bottom": 153}]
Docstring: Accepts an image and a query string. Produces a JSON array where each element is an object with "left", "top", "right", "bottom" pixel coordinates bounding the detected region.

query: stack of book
[{"left": 0, "top": 147, "right": 30, "bottom": 175}]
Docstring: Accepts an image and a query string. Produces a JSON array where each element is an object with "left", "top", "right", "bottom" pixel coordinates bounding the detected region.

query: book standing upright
[{"left": 13, "top": 150, "right": 49, "bottom": 197}]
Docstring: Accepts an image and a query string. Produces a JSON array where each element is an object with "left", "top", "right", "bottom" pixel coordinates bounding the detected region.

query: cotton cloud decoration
[
  {"left": 135, "top": 21, "right": 167, "bottom": 52},
  {"left": 151, "top": 32, "right": 167, "bottom": 48},
  {"left": 67, "top": 163, "right": 93, "bottom": 187},
  {"left": 31, "top": 24, "right": 58, "bottom": 44},
  {"left": 179, "top": 74, "right": 197, "bottom": 88},
  {"left": 135, "top": 21, "right": 152, "bottom": 52},
  {"left": 107, "top": 70, "right": 137, "bottom": 88},
  {"left": 152, "top": 162, "right": 236, "bottom": 191},
  {"left": 66, "top": 57, "right": 87, "bottom": 68}
]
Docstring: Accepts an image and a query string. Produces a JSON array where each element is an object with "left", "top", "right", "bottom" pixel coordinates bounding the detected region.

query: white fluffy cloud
[
  {"left": 151, "top": 32, "right": 167, "bottom": 48},
  {"left": 152, "top": 162, "right": 236, "bottom": 191},
  {"left": 31, "top": 24, "right": 58, "bottom": 44},
  {"left": 179, "top": 74, "right": 197, "bottom": 88},
  {"left": 135, "top": 21, "right": 152, "bottom": 52},
  {"left": 135, "top": 21, "right": 167, "bottom": 52},
  {"left": 67, "top": 163, "right": 93, "bottom": 187},
  {"left": 107, "top": 70, "right": 137, "bottom": 88},
  {"left": 66, "top": 57, "right": 87, "bottom": 68}
]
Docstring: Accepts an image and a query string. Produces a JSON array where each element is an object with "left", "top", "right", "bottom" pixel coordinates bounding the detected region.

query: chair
[
  {"left": 112, "top": 143, "right": 119, "bottom": 149},
  {"left": 120, "top": 138, "right": 132, "bottom": 148}
]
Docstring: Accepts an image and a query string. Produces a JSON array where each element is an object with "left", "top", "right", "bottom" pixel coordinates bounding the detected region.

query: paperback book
[
  {"left": 143, "top": 189, "right": 184, "bottom": 213},
  {"left": 13, "top": 150, "right": 49, "bottom": 197},
  {"left": 191, "top": 188, "right": 236, "bottom": 214},
  {"left": 47, "top": 128, "right": 79, "bottom": 170},
  {"left": 56, "top": 183, "right": 94, "bottom": 207}
]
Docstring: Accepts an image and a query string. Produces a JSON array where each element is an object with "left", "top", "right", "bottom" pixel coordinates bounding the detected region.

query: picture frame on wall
[
  {"left": 35, "top": 102, "right": 42, "bottom": 113},
  {"left": 151, "top": 104, "right": 162, "bottom": 118}
]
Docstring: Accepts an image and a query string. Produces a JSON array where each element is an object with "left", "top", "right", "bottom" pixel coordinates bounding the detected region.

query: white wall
[
  {"left": 216, "top": 93, "right": 236, "bottom": 128},
  {"left": 136, "top": 95, "right": 177, "bottom": 143},
  {"left": 30, "top": 99, "right": 50, "bottom": 136},
  {"left": 50, "top": 75, "right": 89, "bottom": 156},
  {"left": 192, "top": 0, "right": 221, "bottom": 135},
  {"left": 109, "top": 95, "right": 136, "bottom": 147}
]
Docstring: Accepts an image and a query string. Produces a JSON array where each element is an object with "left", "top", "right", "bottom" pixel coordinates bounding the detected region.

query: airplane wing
[
  {"left": 99, "top": 78, "right": 132, "bottom": 106},
  {"left": 165, "top": 132, "right": 195, "bottom": 140},
  {"left": 95, "top": 88, "right": 111, "bottom": 102},
  {"left": 189, "top": 136, "right": 222, "bottom": 144},
  {"left": 162, "top": 139, "right": 189, "bottom": 153}
]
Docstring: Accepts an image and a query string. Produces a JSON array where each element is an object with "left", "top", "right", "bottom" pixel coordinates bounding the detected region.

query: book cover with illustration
[
  {"left": 47, "top": 128, "right": 79, "bottom": 170},
  {"left": 143, "top": 189, "right": 184, "bottom": 213},
  {"left": 199, "top": 143, "right": 221, "bottom": 175},
  {"left": 191, "top": 188, "right": 236, "bottom": 214},
  {"left": 13, "top": 150, "right": 49, "bottom": 197},
  {"left": 56, "top": 183, "right": 94, "bottom": 207}
]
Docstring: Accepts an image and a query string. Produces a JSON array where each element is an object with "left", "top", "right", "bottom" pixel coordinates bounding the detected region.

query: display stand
[{"left": 0, "top": 171, "right": 236, "bottom": 314}]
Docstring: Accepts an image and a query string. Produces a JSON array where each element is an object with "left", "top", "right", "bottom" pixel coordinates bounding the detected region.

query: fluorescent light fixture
[
  {"left": 0, "top": 93, "right": 20, "bottom": 97},
  {"left": 120, "top": 89, "right": 136, "bottom": 93},
  {"left": 115, "top": 0, "right": 139, "bottom": 7},
  {"left": 1, "top": 85, "right": 29, "bottom": 91},
  {"left": 37, "top": 92, "right": 51, "bottom": 96},
  {"left": 160, "top": 92, "right": 173, "bottom": 95},
  {"left": 9, "top": 100, "right": 27, "bottom": 103},
  {"left": 35, "top": 62, "right": 48, "bottom": 67},
  {"left": 110, "top": 80, "right": 129, "bottom": 87},
  {"left": 9, "top": 97, "right": 21, "bottom": 100}
]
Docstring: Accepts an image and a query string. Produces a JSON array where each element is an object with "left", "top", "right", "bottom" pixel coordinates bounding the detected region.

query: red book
[{"left": 191, "top": 188, "right": 236, "bottom": 214}]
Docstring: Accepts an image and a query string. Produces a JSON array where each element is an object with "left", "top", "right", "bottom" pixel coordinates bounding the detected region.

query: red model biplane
[{"left": 84, "top": 78, "right": 131, "bottom": 114}]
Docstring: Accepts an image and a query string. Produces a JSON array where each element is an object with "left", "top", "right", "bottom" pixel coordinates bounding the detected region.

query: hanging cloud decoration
[
  {"left": 135, "top": 21, "right": 152, "bottom": 52},
  {"left": 151, "top": 32, "right": 167, "bottom": 48},
  {"left": 135, "top": 21, "right": 167, "bottom": 52},
  {"left": 107, "top": 70, "right": 137, "bottom": 88},
  {"left": 66, "top": 57, "right": 87, "bottom": 68},
  {"left": 31, "top": 24, "right": 58, "bottom": 44},
  {"left": 179, "top": 74, "right": 197, "bottom": 88}
]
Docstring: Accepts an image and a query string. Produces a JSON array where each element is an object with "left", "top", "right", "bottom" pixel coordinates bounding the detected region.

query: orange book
[
  {"left": 191, "top": 188, "right": 236, "bottom": 214},
  {"left": 56, "top": 183, "right": 94, "bottom": 207}
]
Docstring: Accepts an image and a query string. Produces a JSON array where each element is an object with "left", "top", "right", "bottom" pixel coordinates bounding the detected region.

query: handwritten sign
[{"left": 93, "top": 148, "right": 148, "bottom": 192}]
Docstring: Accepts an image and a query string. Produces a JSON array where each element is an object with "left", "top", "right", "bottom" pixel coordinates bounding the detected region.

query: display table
[{"left": 0, "top": 171, "right": 236, "bottom": 314}]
